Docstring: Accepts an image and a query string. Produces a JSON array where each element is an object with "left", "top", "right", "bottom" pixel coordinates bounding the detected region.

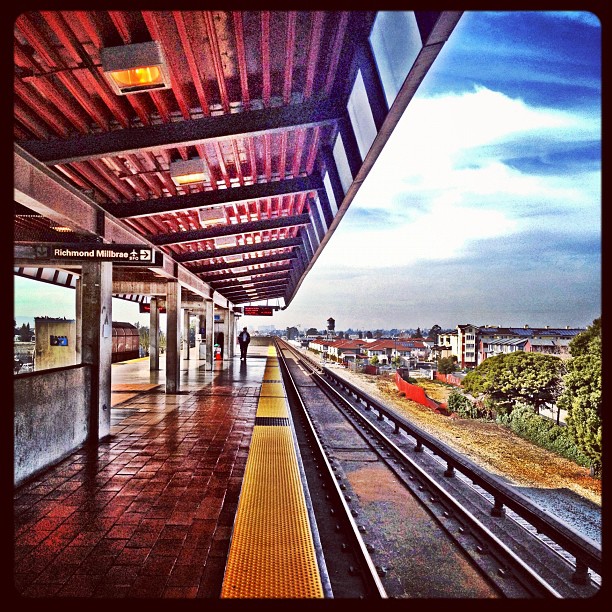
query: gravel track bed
[{"left": 317, "top": 360, "right": 601, "bottom": 545}]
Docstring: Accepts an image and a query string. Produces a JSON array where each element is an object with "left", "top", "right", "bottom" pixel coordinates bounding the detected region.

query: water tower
[{"left": 326, "top": 317, "right": 335, "bottom": 340}]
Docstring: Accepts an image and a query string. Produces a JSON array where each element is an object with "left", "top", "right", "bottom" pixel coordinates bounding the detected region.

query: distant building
[
  {"left": 439, "top": 324, "right": 584, "bottom": 368},
  {"left": 478, "top": 325, "right": 581, "bottom": 362},
  {"left": 34, "top": 317, "right": 77, "bottom": 370}
]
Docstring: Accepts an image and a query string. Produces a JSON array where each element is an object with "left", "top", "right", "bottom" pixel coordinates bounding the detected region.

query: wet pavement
[{"left": 13, "top": 348, "right": 269, "bottom": 598}]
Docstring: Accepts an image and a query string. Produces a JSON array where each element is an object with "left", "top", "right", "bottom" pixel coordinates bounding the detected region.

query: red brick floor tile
[
  {"left": 175, "top": 546, "right": 209, "bottom": 566},
  {"left": 166, "top": 563, "right": 205, "bottom": 587},
  {"left": 21, "top": 582, "right": 63, "bottom": 597},
  {"left": 92, "top": 583, "right": 131, "bottom": 597},
  {"left": 14, "top": 359, "right": 262, "bottom": 599},
  {"left": 73, "top": 554, "right": 118, "bottom": 576},
  {"left": 196, "top": 558, "right": 226, "bottom": 598},
  {"left": 103, "top": 565, "right": 140, "bottom": 586},
  {"left": 54, "top": 544, "right": 95, "bottom": 565},
  {"left": 149, "top": 538, "right": 183, "bottom": 557},
  {"left": 128, "top": 575, "right": 166, "bottom": 598},
  {"left": 114, "top": 546, "right": 151, "bottom": 565},
  {"left": 56, "top": 573, "right": 104, "bottom": 597},
  {"left": 162, "top": 586, "right": 199, "bottom": 598},
  {"left": 33, "top": 561, "right": 79, "bottom": 585},
  {"left": 106, "top": 524, "right": 140, "bottom": 539},
  {"left": 139, "top": 555, "right": 176, "bottom": 577}
]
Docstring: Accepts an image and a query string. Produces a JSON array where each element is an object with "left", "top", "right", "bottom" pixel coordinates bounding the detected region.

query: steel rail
[
  {"left": 279, "top": 340, "right": 601, "bottom": 588},
  {"left": 275, "top": 339, "right": 388, "bottom": 598},
  {"left": 307, "top": 363, "right": 564, "bottom": 598}
]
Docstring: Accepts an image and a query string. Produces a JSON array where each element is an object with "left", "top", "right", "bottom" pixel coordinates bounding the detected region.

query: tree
[
  {"left": 566, "top": 317, "right": 600, "bottom": 356},
  {"left": 429, "top": 324, "right": 442, "bottom": 343},
  {"left": 558, "top": 319, "right": 602, "bottom": 474},
  {"left": 437, "top": 356, "right": 457, "bottom": 375},
  {"left": 18, "top": 323, "right": 34, "bottom": 342},
  {"left": 462, "top": 352, "right": 565, "bottom": 412},
  {"left": 306, "top": 327, "right": 319, "bottom": 336},
  {"left": 412, "top": 327, "right": 422, "bottom": 339},
  {"left": 139, "top": 325, "right": 150, "bottom": 356}
]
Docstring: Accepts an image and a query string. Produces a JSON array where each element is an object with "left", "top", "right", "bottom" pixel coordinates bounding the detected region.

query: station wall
[{"left": 14, "top": 364, "right": 91, "bottom": 486}]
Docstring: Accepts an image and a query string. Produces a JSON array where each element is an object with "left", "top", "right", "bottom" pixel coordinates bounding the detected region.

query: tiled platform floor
[{"left": 13, "top": 349, "right": 270, "bottom": 598}]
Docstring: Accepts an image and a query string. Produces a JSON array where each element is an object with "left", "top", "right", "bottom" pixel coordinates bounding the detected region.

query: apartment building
[{"left": 439, "top": 324, "right": 584, "bottom": 368}]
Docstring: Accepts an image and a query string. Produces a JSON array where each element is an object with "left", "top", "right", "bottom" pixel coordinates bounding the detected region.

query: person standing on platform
[{"left": 238, "top": 327, "right": 251, "bottom": 360}]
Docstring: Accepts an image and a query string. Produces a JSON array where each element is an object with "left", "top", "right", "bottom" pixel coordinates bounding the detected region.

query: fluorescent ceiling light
[
  {"left": 101, "top": 41, "right": 171, "bottom": 95},
  {"left": 214, "top": 235, "right": 236, "bottom": 248},
  {"left": 199, "top": 206, "right": 226, "bottom": 226},
  {"left": 171, "top": 159, "right": 207, "bottom": 186}
]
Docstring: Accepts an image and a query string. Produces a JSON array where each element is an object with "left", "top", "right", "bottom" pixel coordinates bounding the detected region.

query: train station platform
[{"left": 12, "top": 341, "right": 305, "bottom": 599}]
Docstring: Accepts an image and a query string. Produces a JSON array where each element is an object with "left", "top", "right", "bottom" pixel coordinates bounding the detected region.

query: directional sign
[
  {"left": 243, "top": 306, "right": 274, "bottom": 316},
  {"left": 16, "top": 242, "right": 162, "bottom": 266}
]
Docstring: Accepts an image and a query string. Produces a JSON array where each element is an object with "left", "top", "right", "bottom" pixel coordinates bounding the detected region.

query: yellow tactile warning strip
[
  {"left": 256, "top": 396, "right": 289, "bottom": 418},
  {"left": 260, "top": 381, "right": 286, "bottom": 396},
  {"left": 221, "top": 348, "right": 324, "bottom": 599}
]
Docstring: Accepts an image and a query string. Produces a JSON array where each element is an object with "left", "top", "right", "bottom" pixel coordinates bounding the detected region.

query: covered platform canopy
[{"left": 14, "top": 10, "right": 462, "bottom": 311}]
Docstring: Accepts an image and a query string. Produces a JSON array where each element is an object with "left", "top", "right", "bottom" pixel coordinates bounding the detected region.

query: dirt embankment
[{"left": 333, "top": 369, "right": 601, "bottom": 505}]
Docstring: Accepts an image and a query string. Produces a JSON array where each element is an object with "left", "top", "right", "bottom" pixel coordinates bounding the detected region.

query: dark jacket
[{"left": 238, "top": 330, "right": 251, "bottom": 346}]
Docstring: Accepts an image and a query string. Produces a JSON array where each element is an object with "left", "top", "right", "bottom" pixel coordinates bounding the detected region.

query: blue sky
[{"left": 13, "top": 11, "right": 601, "bottom": 334}]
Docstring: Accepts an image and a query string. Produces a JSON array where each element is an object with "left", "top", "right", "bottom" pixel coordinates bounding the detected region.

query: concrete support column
[
  {"left": 205, "top": 301, "right": 214, "bottom": 367},
  {"left": 183, "top": 308, "right": 190, "bottom": 362},
  {"left": 166, "top": 281, "right": 181, "bottom": 393},
  {"left": 198, "top": 314, "right": 206, "bottom": 360},
  {"left": 228, "top": 312, "right": 236, "bottom": 359},
  {"left": 150, "top": 297, "right": 160, "bottom": 371},
  {"left": 223, "top": 308, "right": 231, "bottom": 360},
  {"left": 75, "top": 276, "right": 82, "bottom": 364},
  {"left": 80, "top": 261, "right": 113, "bottom": 441}
]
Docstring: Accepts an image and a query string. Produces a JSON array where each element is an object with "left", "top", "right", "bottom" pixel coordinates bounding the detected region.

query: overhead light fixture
[
  {"left": 101, "top": 41, "right": 171, "bottom": 95},
  {"left": 170, "top": 158, "right": 207, "bottom": 186},
  {"left": 214, "top": 236, "right": 236, "bottom": 248},
  {"left": 199, "top": 207, "right": 226, "bottom": 227}
]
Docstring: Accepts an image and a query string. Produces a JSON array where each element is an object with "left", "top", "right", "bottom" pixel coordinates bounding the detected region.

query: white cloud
[
  {"left": 357, "top": 87, "right": 596, "bottom": 203},
  {"left": 315, "top": 86, "right": 600, "bottom": 269}
]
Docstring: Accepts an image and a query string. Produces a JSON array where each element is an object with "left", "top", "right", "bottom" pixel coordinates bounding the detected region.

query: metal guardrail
[
  {"left": 278, "top": 343, "right": 601, "bottom": 584},
  {"left": 317, "top": 365, "right": 601, "bottom": 583}
]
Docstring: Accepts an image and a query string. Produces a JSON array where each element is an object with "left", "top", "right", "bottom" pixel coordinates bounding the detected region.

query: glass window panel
[
  {"left": 323, "top": 172, "right": 338, "bottom": 215},
  {"left": 348, "top": 70, "right": 377, "bottom": 159},
  {"left": 313, "top": 194, "right": 327, "bottom": 231},
  {"left": 369, "top": 11, "right": 421, "bottom": 108},
  {"left": 332, "top": 133, "right": 353, "bottom": 195}
]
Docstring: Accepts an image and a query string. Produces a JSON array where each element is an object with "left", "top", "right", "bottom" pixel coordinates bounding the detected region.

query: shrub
[
  {"left": 448, "top": 391, "right": 479, "bottom": 418},
  {"left": 447, "top": 391, "right": 497, "bottom": 420},
  {"left": 496, "top": 404, "right": 590, "bottom": 467}
]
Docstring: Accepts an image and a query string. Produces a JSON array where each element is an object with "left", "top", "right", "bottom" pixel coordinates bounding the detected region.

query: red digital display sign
[
  {"left": 243, "top": 306, "right": 274, "bottom": 316},
  {"left": 139, "top": 302, "right": 166, "bottom": 313}
]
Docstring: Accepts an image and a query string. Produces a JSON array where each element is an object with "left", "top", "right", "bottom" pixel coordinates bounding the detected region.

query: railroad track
[{"left": 275, "top": 338, "right": 601, "bottom": 599}]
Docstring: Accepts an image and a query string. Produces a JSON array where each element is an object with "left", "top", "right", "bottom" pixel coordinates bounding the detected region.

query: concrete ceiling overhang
[{"left": 14, "top": 10, "right": 462, "bottom": 309}]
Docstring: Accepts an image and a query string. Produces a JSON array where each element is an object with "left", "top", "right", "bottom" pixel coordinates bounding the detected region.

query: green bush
[
  {"left": 496, "top": 404, "right": 590, "bottom": 467},
  {"left": 447, "top": 391, "right": 497, "bottom": 419},
  {"left": 448, "top": 391, "right": 479, "bottom": 418}
]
